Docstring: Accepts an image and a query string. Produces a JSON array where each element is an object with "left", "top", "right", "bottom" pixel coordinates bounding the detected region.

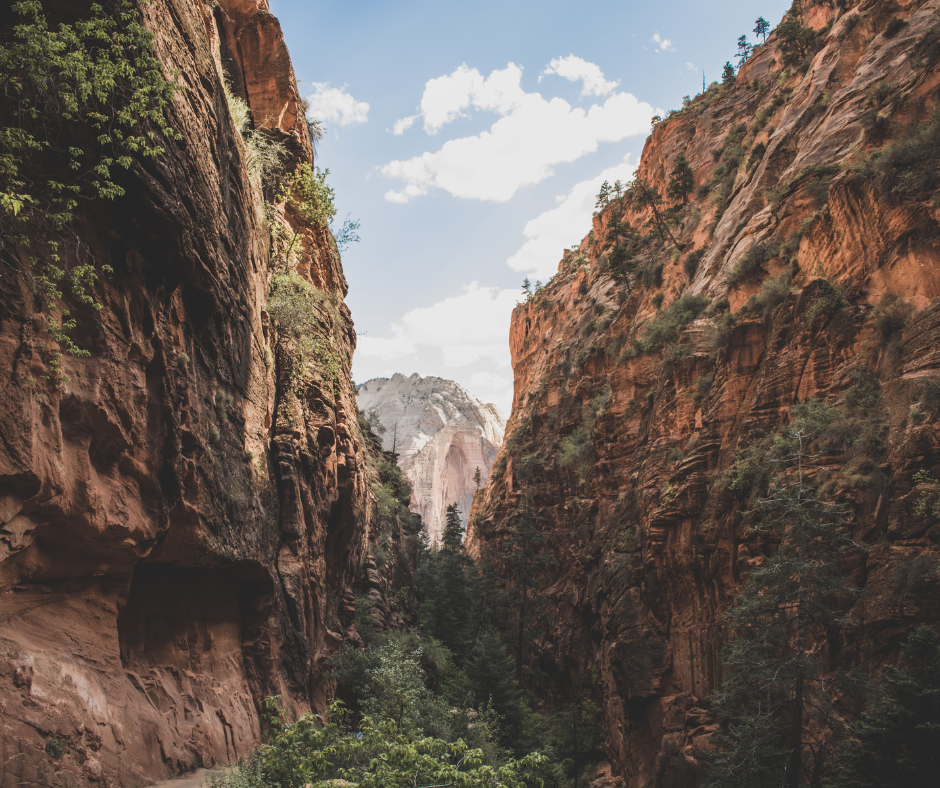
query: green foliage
[
  {"left": 736, "top": 35, "right": 753, "bottom": 67},
  {"left": 693, "top": 372, "right": 715, "bottom": 402},
  {"left": 708, "top": 401, "right": 861, "bottom": 788},
  {"left": 805, "top": 278, "right": 847, "bottom": 325},
  {"left": 683, "top": 248, "right": 705, "bottom": 279},
  {"left": 727, "top": 243, "right": 770, "bottom": 288},
  {"left": 911, "top": 470, "right": 940, "bottom": 520},
  {"left": 722, "top": 61, "right": 736, "bottom": 84},
  {"left": 267, "top": 271, "right": 341, "bottom": 391},
  {"left": 280, "top": 162, "right": 336, "bottom": 229},
  {"left": 228, "top": 697, "right": 547, "bottom": 788},
  {"left": 442, "top": 503, "right": 464, "bottom": 551},
  {"left": 871, "top": 293, "right": 912, "bottom": 350},
  {"left": 776, "top": 11, "right": 818, "bottom": 68},
  {"left": 43, "top": 738, "right": 64, "bottom": 760},
  {"left": 637, "top": 293, "right": 710, "bottom": 353},
  {"left": 224, "top": 85, "right": 286, "bottom": 191},
  {"left": 828, "top": 626, "right": 940, "bottom": 788},
  {"left": 754, "top": 16, "right": 770, "bottom": 42},
  {"left": 0, "top": 0, "right": 179, "bottom": 374},
  {"left": 667, "top": 152, "right": 694, "bottom": 204},
  {"left": 557, "top": 386, "right": 611, "bottom": 482},
  {"left": 739, "top": 268, "right": 793, "bottom": 319},
  {"left": 625, "top": 177, "right": 683, "bottom": 253},
  {"left": 849, "top": 107, "right": 940, "bottom": 202}
]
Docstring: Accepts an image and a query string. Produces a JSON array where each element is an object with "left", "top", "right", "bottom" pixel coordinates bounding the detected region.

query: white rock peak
[{"left": 356, "top": 373, "right": 506, "bottom": 544}]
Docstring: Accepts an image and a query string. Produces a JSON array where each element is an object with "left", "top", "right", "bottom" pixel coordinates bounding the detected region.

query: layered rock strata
[
  {"left": 0, "top": 2, "right": 376, "bottom": 786},
  {"left": 357, "top": 374, "right": 505, "bottom": 543},
  {"left": 470, "top": 2, "right": 940, "bottom": 786}
]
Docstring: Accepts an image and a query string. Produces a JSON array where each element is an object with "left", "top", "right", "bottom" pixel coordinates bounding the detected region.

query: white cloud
[
  {"left": 652, "top": 33, "right": 674, "bottom": 52},
  {"left": 686, "top": 62, "right": 699, "bottom": 72},
  {"left": 306, "top": 83, "right": 369, "bottom": 126},
  {"left": 417, "top": 63, "right": 526, "bottom": 134},
  {"left": 381, "top": 88, "right": 653, "bottom": 203},
  {"left": 542, "top": 55, "right": 619, "bottom": 97},
  {"left": 356, "top": 283, "right": 519, "bottom": 368},
  {"left": 393, "top": 115, "right": 417, "bottom": 135},
  {"left": 507, "top": 154, "right": 637, "bottom": 279}
]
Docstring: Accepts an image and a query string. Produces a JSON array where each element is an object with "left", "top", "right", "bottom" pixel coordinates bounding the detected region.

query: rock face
[
  {"left": 357, "top": 374, "right": 505, "bottom": 542},
  {"left": 470, "top": 2, "right": 940, "bottom": 786},
  {"left": 0, "top": 2, "right": 380, "bottom": 786}
]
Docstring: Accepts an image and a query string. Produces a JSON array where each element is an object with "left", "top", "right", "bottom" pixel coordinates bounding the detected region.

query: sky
[{"left": 270, "top": 0, "right": 792, "bottom": 415}]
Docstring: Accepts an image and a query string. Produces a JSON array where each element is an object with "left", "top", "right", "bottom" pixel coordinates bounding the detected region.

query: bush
[
  {"left": 704, "top": 312, "right": 736, "bottom": 356},
  {"left": 727, "top": 243, "right": 771, "bottom": 288},
  {"left": 850, "top": 108, "right": 940, "bottom": 201},
  {"left": 684, "top": 248, "right": 705, "bottom": 279},
  {"left": 872, "top": 293, "right": 913, "bottom": 342},
  {"left": 693, "top": 372, "right": 715, "bottom": 402},
  {"left": 883, "top": 17, "right": 907, "bottom": 39},
  {"left": 740, "top": 269, "right": 792, "bottom": 319},
  {"left": 639, "top": 293, "right": 711, "bottom": 352},
  {"left": 268, "top": 271, "right": 341, "bottom": 389}
]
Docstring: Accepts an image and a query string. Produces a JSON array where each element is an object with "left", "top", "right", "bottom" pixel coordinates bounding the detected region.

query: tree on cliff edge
[{"left": 707, "top": 401, "right": 860, "bottom": 788}]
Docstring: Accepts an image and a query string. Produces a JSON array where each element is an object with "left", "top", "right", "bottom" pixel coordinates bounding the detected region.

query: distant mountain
[{"left": 356, "top": 373, "right": 505, "bottom": 543}]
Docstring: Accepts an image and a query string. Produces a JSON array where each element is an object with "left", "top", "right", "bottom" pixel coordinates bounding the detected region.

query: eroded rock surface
[
  {"left": 470, "top": 2, "right": 940, "bottom": 786},
  {"left": 0, "top": 1, "right": 377, "bottom": 786},
  {"left": 357, "top": 374, "right": 504, "bottom": 542}
]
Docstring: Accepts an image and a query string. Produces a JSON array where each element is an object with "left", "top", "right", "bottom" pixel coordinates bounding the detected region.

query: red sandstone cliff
[
  {"left": 0, "top": 2, "right": 381, "bottom": 786},
  {"left": 470, "top": 1, "right": 940, "bottom": 786}
]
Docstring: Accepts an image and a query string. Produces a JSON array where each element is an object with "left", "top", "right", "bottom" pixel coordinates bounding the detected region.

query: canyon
[
  {"left": 0, "top": 0, "right": 938, "bottom": 787},
  {"left": 469, "top": 1, "right": 940, "bottom": 786},
  {"left": 356, "top": 374, "right": 504, "bottom": 544}
]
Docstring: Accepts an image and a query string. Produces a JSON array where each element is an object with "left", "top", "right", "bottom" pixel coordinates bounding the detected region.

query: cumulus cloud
[
  {"left": 542, "top": 55, "right": 619, "bottom": 97},
  {"left": 413, "top": 63, "right": 527, "bottom": 134},
  {"left": 652, "top": 33, "right": 674, "bottom": 52},
  {"left": 306, "top": 83, "right": 369, "bottom": 126},
  {"left": 507, "top": 155, "right": 637, "bottom": 279},
  {"left": 381, "top": 86, "right": 653, "bottom": 203},
  {"left": 356, "top": 283, "right": 519, "bottom": 367}
]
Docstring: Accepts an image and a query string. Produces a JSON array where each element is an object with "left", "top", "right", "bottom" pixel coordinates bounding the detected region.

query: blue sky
[{"left": 270, "top": 0, "right": 792, "bottom": 414}]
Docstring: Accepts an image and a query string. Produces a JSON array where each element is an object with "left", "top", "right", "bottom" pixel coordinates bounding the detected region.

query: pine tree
[
  {"left": 595, "top": 180, "right": 611, "bottom": 209},
  {"left": 466, "top": 626, "right": 527, "bottom": 748},
  {"left": 708, "top": 401, "right": 860, "bottom": 788},
  {"left": 473, "top": 466, "right": 482, "bottom": 489},
  {"left": 419, "top": 504, "right": 472, "bottom": 656},
  {"left": 755, "top": 16, "right": 771, "bottom": 43},
  {"left": 722, "top": 61, "right": 737, "bottom": 84},
  {"left": 442, "top": 503, "right": 463, "bottom": 551},
  {"left": 667, "top": 152, "right": 694, "bottom": 204},
  {"left": 828, "top": 625, "right": 940, "bottom": 788},
  {"left": 625, "top": 177, "right": 683, "bottom": 253},
  {"left": 612, "top": 179, "right": 624, "bottom": 199},
  {"left": 737, "top": 35, "right": 754, "bottom": 66}
]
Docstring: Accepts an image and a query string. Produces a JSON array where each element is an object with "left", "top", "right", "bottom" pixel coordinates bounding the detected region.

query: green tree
[
  {"left": 737, "top": 35, "right": 754, "bottom": 66},
  {"left": 625, "top": 177, "right": 683, "bottom": 253},
  {"left": 443, "top": 503, "right": 464, "bottom": 550},
  {"left": 467, "top": 626, "right": 528, "bottom": 748},
  {"left": 595, "top": 180, "right": 610, "bottom": 209},
  {"left": 667, "top": 152, "right": 695, "bottom": 204},
  {"left": 722, "top": 61, "right": 737, "bottom": 84},
  {"left": 550, "top": 699, "right": 605, "bottom": 788},
  {"left": 474, "top": 466, "right": 483, "bottom": 489},
  {"left": 776, "top": 11, "right": 816, "bottom": 68},
  {"left": 420, "top": 505, "right": 473, "bottom": 656},
  {"left": 828, "top": 625, "right": 940, "bottom": 788},
  {"left": 707, "top": 401, "right": 860, "bottom": 788},
  {"left": 755, "top": 16, "right": 771, "bottom": 42}
]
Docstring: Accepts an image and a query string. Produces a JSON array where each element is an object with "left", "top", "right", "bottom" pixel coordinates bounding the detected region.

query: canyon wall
[
  {"left": 357, "top": 374, "right": 505, "bottom": 543},
  {"left": 470, "top": 1, "right": 940, "bottom": 786},
  {"left": 0, "top": 2, "right": 378, "bottom": 786}
]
